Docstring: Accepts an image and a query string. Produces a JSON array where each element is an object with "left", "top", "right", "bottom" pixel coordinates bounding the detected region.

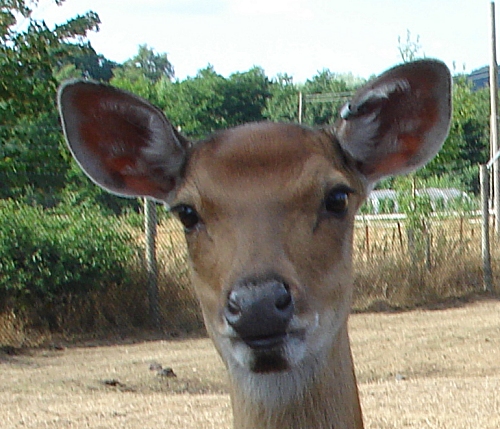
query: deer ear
[
  {"left": 58, "top": 80, "right": 190, "bottom": 205},
  {"left": 336, "top": 60, "right": 452, "bottom": 184}
]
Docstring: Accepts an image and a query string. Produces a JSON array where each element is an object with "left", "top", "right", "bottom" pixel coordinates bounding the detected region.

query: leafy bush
[{"left": 0, "top": 200, "right": 141, "bottom": 304}]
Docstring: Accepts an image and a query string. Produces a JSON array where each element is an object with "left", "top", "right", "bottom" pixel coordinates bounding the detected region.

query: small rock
[
  {"left": 158, "top": 367, "right": 177, "bottom": 378},
  {"left": 395, "top": 373, "right": 407, "bottom": 381},
  {"left": 102, "top": 379, "right": 125, "bottom": 388},
  {"left": 49, "top": 344, "right": 65, "bottom": 351}
]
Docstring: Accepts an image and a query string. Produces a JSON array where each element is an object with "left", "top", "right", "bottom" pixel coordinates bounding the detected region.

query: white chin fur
[
  {"left": 229, "top": 346, "right": 328, "bottom": 408},
  {"left": 219, "top": 309, "right": 345, "bottom": 407}
]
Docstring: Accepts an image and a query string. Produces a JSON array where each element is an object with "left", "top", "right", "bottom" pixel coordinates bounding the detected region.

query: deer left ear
[
  {"left": 335, "top": 59, "right": 452, "bottom": 185},
  {"left": 58, "top": 80, "right": 191, "bottom": 205}
]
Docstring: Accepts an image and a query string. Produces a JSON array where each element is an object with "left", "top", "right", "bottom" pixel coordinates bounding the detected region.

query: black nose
[{"left": 224, "top": 276, "right": 294, "bottom": 349}]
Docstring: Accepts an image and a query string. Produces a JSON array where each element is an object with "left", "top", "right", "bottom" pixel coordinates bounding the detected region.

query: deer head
[{"left": 58, "top": 59, "right": 451, "bottom": 429}]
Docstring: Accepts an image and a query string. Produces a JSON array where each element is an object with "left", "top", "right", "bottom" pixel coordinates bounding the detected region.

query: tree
[
  {"left": 264, "top": 74, "right": 299, "bottom": 122},
  {"left": 0, "top": 0, "right": 101, "bottom": 203},
  {"left": 157, "top": 66, "right": 227, "bottom": 138},
  {"left": 420, "top": 77, "right": 489, "bottom": 192},
  {"left": 155, "top": 66, "right": 270, "bottom": 139},
  {"left": 54, "top": 45, "right": 117, "bottom": 82},
  {"left": 122, "top": 44, "right": 174, "bottom": 83},
  {"left": 111, "top": 66, "right": 157, "bottom": 102},
  {"left": 111, "top": 44, "right": 175, "bottom": 106},
  {"left": 223, "top": 67, "right": 270, "bottom": 127}
]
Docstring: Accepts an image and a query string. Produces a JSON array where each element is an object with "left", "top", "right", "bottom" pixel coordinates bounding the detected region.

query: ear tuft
[{"left": 340, "top": 79, "right": 411, "bottom": 120}]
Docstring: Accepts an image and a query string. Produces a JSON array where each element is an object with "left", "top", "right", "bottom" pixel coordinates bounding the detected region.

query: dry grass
[
  {"left": 352, "top": 216, "right": 490, "bottom": 309},
  {"left": 1, "top": 299, "right": 499, "bottom": 428}
]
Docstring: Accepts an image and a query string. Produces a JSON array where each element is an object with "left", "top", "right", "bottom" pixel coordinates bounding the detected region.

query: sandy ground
[{"left": 1, "top": 299, "right": 499, "bottom": 428}]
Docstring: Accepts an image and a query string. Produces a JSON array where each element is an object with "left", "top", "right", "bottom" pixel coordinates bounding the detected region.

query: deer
[{"left": 57, "top": 59, "right": 451, "bottom": 429}]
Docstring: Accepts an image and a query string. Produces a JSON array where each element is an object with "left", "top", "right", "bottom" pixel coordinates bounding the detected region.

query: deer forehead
[{"left": 176, "top": 122, "right": 365, "bottom": 212}]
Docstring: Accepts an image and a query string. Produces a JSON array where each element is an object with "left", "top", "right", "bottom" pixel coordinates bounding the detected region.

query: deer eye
[
  {"left": 324, "top": 186, "right": 352, "bottom": 217},
  {"left": 172, "top": 204, "right": 200, "bottom": 231}
]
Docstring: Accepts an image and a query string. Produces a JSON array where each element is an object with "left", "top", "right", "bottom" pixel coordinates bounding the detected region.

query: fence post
[
  {"left": 144, "top": 197, "right": 160, "bottom": 328},
  {"left": 480, "top": 165, "right": 493, "bottom": 292},
  {"left": 298, "top": 91, "right": 303, "bottom": 124}
]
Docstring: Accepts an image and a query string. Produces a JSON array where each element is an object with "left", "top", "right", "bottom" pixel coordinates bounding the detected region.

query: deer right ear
[
  {"left": 58, "top": 80, "right": 190, "bottom": 205},
  {"left": 336, "top": 60, "right": 452, "bottom": 185}
]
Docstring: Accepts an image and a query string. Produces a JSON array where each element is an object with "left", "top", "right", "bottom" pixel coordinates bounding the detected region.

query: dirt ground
[{"left": 1, "top": 299, "right": 499, "bottom": 429}]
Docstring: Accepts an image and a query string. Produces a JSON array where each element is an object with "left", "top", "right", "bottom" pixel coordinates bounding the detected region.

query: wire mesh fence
[
  {"left": 0, "top": 183, "right": 496, "bottom": 349},
  {"left": 352, "top": 212, "right": 486, "bottom": 309}
]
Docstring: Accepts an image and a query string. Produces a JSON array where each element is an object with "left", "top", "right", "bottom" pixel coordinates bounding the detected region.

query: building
[{"left": 467, "top": 65, "right": 500, "bottom": 90}]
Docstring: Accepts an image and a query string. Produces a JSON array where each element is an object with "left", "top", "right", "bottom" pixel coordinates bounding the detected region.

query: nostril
[
  {"left": 226, "top": 292, "right": 241, "bottom": 316},
  {"left": 275, "top": 285, "right": 292, "bottom": 311}
]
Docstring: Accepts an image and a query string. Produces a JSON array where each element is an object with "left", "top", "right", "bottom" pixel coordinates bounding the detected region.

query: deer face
[{"left": 171, "top": 123, "right": 366, "bottom": 374}]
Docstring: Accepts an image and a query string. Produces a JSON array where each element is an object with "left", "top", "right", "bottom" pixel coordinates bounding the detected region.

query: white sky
[{"left": 32, "top": 0, "right": 494, "bottom": 82}]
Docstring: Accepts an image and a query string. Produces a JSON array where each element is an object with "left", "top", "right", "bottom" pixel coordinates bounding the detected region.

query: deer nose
[{"left": 224, "top": 276, "right": 294, "bottom": 349}]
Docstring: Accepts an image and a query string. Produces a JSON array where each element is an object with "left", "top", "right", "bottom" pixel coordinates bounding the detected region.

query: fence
[
  {"left": 353, "top": 210, "right": 488, "bottom": 308},
  {"left": 1, "top": 188, "right": 498, "bottom": 349}
]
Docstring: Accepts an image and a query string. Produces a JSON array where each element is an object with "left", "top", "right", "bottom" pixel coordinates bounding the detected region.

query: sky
[{"left": 31, "top": 0, "right": 495, "bottom": 82}]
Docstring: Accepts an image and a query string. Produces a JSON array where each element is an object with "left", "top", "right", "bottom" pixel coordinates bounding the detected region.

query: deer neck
[{"left": 228, "top": 323, "right": 364, "bottom": 429}]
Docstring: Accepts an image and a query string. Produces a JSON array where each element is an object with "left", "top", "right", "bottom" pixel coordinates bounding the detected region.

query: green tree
[
  {"left": 0, "top": 0, "right": 100, "bottom": 203},
  {"left": 54, "top": 45, "right": 117, "bottom": 82},
  {"left": 156, "top": 66, "right": 271, "bottom": 138},
  {"left": 121, "top": 44, "right": 174, "bottom": 83},
  {"left": 111, "top": 65, "right": 157, "bottom": 101},
  {"left": 264, "top": 74, "right": 299, "bottom": 122},
  {"left": 111, "top": 44, "right": 175, "bottom": 106},
  {"left": 158, "top": 66, "right": 227, "bottom": 138},
  {"left": 223, "top": 67, "right": 270, "bottom": 127},
  {"left": 420, "top": 77, "right": 489, "bottom": 192}
]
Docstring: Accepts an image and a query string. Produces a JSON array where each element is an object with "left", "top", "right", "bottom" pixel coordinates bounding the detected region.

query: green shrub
[{"left": 0, "top": 200, "right": 141, "bottom": 304}]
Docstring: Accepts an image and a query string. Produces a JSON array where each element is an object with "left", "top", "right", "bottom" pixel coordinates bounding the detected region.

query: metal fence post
[
  {"left": 480, "top": 165, "right": 493, "bottom": 292},
  {"left": 144, "top": 197, "right": 160, "bottom": 329}
]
